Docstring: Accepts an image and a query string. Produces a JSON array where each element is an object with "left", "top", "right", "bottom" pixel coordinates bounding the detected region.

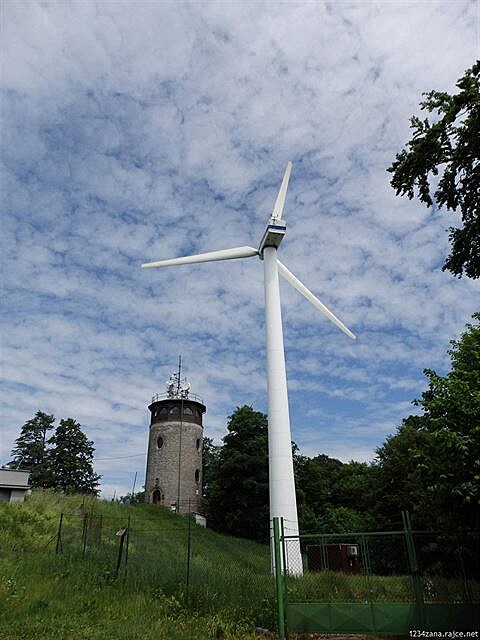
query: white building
[{"left": 0, "top": 468, "right": 31, "bottom": 503}]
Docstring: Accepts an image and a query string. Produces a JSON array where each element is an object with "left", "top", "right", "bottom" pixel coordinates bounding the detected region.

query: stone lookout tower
[{"left": 145, "top": 361, "right": 205, "bottom": 514}]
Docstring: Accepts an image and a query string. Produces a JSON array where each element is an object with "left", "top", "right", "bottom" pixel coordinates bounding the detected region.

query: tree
[
  {"left": 388, "top": 61, "right": 480, "bottom": 278},
  {"left": 8, "top": 411, "right": 55, "bottom": 487},
  {"left": 409, "top": 313, "right": 480, "bottom": 529},
  {"left": 201, "top": 436, "right": 220, "bottom": 501},
  {"left": 374, "top": 314, "right": 480, "bottom": 531},
  {"left": 318, "top": 506, "right": 369, "bottom": 534},
  {"left": 295, "top": 454, "right": 342, "bottom": 525},
  {"left": 46, "top": 418, "right": 100, "bottom": 495},
  {"left": 373, "top": 417, "right": 431, "bottom": 529},
  {"left": 119, "top": 490, "right": 145, "bottom": 505},
  {"left": 295, "top": 454, "right": 375, "bottom": 533},
  {"left": 207, "top": 406, "right": 269, "bottom": 542}
]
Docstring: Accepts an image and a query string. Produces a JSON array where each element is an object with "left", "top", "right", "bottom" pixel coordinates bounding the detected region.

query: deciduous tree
[
  {"left": 201, "top": 436, "right": 220, "bottom": 501},
  {"left": 296, "top": 454, "right": 375, "bottom": 532},
  {"left": 207, "top": 406, "right": 269, "bottom": 541},
  {"left": 375, "top": 314, "right": 480, "bottom": 531},
  {"left": 388, "top": 61, "right": 480, "bottom": 278}
]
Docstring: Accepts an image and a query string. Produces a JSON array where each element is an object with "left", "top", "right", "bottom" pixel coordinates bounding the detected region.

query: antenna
[
  {"left": 177, "top": 355, "right": 182, "bottom": 397},
  {"left": 166, "top": 357, "right": 189, "bottom": 399}
]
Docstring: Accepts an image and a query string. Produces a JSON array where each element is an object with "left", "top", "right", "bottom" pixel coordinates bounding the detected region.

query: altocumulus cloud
[{"left": 1, "top": 1, "right": 478, "bottom": 497}]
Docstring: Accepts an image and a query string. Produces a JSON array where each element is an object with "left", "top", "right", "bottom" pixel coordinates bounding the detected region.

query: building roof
[{"left": 0, "top": 468, "right": 31, "bottom": 489}]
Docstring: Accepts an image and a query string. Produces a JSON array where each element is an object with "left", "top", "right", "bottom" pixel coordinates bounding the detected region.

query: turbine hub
[{"left": 258, "top": 218, "right": 287, "bottom": 259}]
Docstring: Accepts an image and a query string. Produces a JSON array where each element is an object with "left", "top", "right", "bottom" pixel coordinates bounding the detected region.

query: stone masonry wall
[{"left": 145, "top": 418, "right": 203, "bottom": 514}]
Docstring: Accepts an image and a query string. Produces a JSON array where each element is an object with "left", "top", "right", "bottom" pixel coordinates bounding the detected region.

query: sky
[{"left": 1, "top": 1, "right": 478, "bottom": 500}]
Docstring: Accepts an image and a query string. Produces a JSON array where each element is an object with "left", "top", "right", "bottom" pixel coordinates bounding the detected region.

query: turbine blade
[
  {"left": 277, "top": 260, "right": 356, "bottom": 340},
  {"left": 272, "top": 161, "right": 292, "bottom": 220},
  {"left": 142, "top": 246, "right": 258, "bottom": 269}
]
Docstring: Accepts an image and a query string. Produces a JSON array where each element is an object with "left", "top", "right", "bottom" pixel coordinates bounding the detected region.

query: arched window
[
  {"left": 195, "top": 469, "right": 200, "bottom": 483},
  {"left": 157, "top": 436, "right": 164, "bottom": 449},
  {"left": 196, "top": 438, "right": 201, "bottom": 451}
]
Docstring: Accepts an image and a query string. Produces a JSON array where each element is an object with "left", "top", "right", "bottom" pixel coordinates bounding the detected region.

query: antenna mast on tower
[
  {"left": 166, "top": 356, "right": 190, "bottom": 399},
  {"left": 177, "top": 355, "right": 182, "bottom": 397}
]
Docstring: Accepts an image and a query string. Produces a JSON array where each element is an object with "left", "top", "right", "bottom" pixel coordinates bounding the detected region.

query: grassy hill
[
  {"left": 4, "top": 491, "right": 474, "bottom": 639},
  {"left": 0, "top": 491, "right": 275, "bottom": 640}
]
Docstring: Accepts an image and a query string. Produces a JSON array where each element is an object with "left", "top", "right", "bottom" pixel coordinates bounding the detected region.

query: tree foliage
[
  {"left": 373, "top": 418, "right": 430, "bottom": 529},
  {"left": 9, "top": 413, "right": 101, "bottom": 496},
  {"left": 206, "top": 409, "right": 376, "bottom": 540},
  {"left": 388, "top": 61, "right": 480, "bottom": 278},
  {"left": 202, "top": 436, "right": 220, "bottom": 500},
  {"left": 206, "top": 406, "right": 269, "bottom": 542},
  {"left": 119, "top": 490, "right": 145, "bottom": 505},
  {"left": 8, "top": 410, "right": 55, "bottom": 487},
  {"left": 375, "top": 313, "right": 480, "bottom": 530},
  {"left": 295, "top": 454, "right": 375, "bottom": 533},
  {"left": 46, "top": 418, "right": 100, "bottom": 495}
]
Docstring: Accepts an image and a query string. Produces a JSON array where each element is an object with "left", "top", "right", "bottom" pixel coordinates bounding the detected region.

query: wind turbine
[{"left": 141, "top": 162, "right": 356, "bottom": 574}]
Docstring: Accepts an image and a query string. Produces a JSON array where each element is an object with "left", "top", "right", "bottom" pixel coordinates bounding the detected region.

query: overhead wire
[{"left": 95, "top": 453, "right": 147, "bottom": 461}]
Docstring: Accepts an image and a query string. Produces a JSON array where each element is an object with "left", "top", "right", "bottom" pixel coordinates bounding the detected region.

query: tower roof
[{"left": 148, "top": 396, "right": 206, "bottom": 427}]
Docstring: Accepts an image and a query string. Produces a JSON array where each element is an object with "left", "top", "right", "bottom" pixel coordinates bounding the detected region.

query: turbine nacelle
[
  {"left": 258, "top": 218, "right": 287, "bottom": 256},
  {"left": 257, "top": 160, "right": 292, "bottom": 256}
]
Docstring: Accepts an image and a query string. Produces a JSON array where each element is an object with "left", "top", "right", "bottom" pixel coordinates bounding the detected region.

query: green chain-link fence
[
  {"left": 274, "top": 512, "right": 480, "bottom": 638},
  {"left": 54, "top": 507, "right": 276, "bottom": 629},
  {"left": 53, "top": 508, "right": 480, "bottom": 637}
]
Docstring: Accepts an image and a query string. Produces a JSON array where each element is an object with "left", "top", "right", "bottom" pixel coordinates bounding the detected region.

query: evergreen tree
[
  {"left": 207, "top": 406, "right": 269, "bottom": 542},
  {"left": 8, "top": 411, "right": 55, "bottom": 487},
  {"left": 46, "top": 418, "right": 100, "bottom": 495}
]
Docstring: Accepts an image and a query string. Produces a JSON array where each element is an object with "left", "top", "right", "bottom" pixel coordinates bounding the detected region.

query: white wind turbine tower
[{"left": 142, "top": 163, "right": 356, "bottom": 574}]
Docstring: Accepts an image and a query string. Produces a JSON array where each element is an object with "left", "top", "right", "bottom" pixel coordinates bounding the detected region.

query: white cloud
[{"left": 1, "top": 1, "right": 478, "bottom": 497}]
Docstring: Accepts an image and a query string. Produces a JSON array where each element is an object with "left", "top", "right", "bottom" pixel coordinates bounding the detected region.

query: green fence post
[
  {"left": 115, "top": 528, "right": 127, "bottom": 577},
  {"left": 280, "top": 518, "right": 288, "bottom": 615},
  {"left": 186, "top": 503, "right": 192, "bottom": 593},
  {"left": 402, "top": 510, "right": 425, "bottom": 627},
  {"left": 82, "top": 512, "right": 89, "bottom": 557},
  {"left": 124, "top": 515, "right": 131, "bottom": 577},
  {"left": 273, "top": 517, "right": 286, "bottom": 640},
  {"left": 55, "top": 513, "right": 63, "bottom": 555},
  {"left": 360, "top": 535, "right": 376, "bottom": 633}
]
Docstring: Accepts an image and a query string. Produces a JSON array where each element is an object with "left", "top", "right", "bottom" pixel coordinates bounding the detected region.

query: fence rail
[
  {"left": 273, "top": 512, "right": 480, "bottom": 638},
  {"left": 50, "top": 508, "right": 480, "bottom": 637},
  {"left": 53, "top": 507, "right": 275, "bottom": 629}
]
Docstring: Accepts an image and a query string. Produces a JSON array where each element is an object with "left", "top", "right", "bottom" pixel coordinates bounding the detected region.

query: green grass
[
  {"left": 1, "top": 491, "right": 476, "bottom": 639},
  {"left": 0, "top": 491, "right": 274, "bottom": 640}
]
